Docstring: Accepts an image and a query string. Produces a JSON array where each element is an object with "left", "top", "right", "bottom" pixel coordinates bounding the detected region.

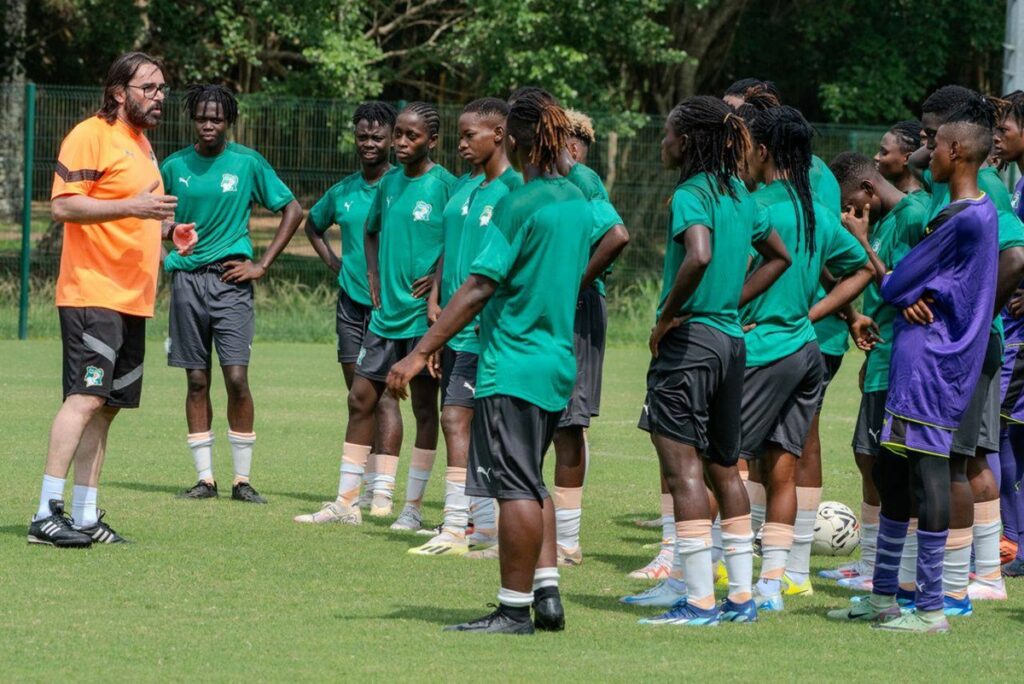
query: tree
[{"left": 0, "top": 0, "right": 27, "bottom": 222}]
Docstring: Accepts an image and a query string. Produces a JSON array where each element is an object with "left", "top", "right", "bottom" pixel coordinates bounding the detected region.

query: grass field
[{"left": 2, "top": 338, "right": 1022, "bottom": 682}]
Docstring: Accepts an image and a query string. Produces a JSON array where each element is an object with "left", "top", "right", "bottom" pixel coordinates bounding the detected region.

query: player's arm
[
  {"left": 223, "top": 199, "right": 303, "bottom": 283},
  {"left": 879, "top": 233, "right": 943, "bottom": 308},
  {"left": 995, "top": 246, "right": 1024, "bottom": 316},
  {"left": 52, "top": 180, "right": 176, "bottom": 223},
  {"left": 739, "top": 229, "right": 791, "bottom": 307},
  {"left": 809, "top": 265, "right": 872, "bottom": 322},
  {"left": 581, "top": 224, "right": 629, "bottom": 292},
  {"left": 304, "top": 214, "right": 341, "bottom": 275},
  {"left": 841, "top": 204, "right": 887, "bottom": 286},
  {"left": 387, "top": 274, "right": 498, "bottom": 398},
  {"left": 907, "top": 145, "right": 930, "bottom": 185},
  {"left": 649, "top": 224, "right": 710, "bottom": 357},
  {"left": 427, "top": 254, "right": 443, "bottom": 324},
  {"left": 364, "top": 231, "right": 381, "bottom": 309}
]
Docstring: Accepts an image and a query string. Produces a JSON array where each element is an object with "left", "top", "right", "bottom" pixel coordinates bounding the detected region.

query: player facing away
[
  {"left": 830, "top": 98, "right": 1000, "bottom": 634},
  {"left": 303, "top": 102, "right": 406, "bottom": 517},
  {"left": 387, "top": 90, "right": 595, "bottom": 634},
  {"left": 739, "top": 106, "right": 872, "bottom": 612},
  {"left": 874, "top": 121, "right": 925, "bottom": 195},
  {"left": 31, "top": 52, "right": 197, "bottom": 546},
  {"left": 163, "top": 85, "right": 303, "bottom": 504},
  {"left": 620, "top": 97, "right": 791, "bottom": 626},
  {"left": 819, "top": 152, "right": 930, "bottom": 589},
  {"left": 296, "top": 102, "right": 454, "bottom": 529}
]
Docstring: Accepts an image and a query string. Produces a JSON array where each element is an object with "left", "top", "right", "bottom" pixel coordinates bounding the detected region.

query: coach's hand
[
  {"left": 649, "top": 316, "right": 685, "bottom": 358},
  {"left": 132, "top": 180, "right": 178, "bottom": 221},
  {"left": 902, "top": 296, "right": 934, "bottom": 325},
  {"left": 221, "top": 259, "right": 266, "bottom": 283},
  {"left": 172, "top": 222, "right": 198, "bottom": 256},
  {"left": 387, "top": 352, "right": 428, "bottom": 399},
  {"left": 368, "top": 271, "right": 382, "bottom": 309},
  {"left": 849, "top": 313, "right": 882, "bottom": 351}
]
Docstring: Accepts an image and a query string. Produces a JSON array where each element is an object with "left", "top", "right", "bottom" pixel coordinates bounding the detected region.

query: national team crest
[
  {"left": 84, "top": 366, "right": 104, "bottom": 387},
  {"left": 220, "top": 173, "right": 239, "bottom": 193},
  {"left": 412, "top": 201, "right": 432, "bottom": 222},
  {"left": 479, "top": 206, "right": 494, "bottom": 226}
]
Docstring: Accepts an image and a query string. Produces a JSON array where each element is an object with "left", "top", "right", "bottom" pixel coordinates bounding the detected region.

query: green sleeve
[
  {"left": 824, "top": 217, "right": 868, "bottom": 277},
  {"left": 751, "top": 203, "right": 772, "bottom": 243},
  {"left": 980, "top": 168, "right": 1014, "bottom": 214},
  {"left": 670, "top": 187, "right": 711, "bottom": 243},
  {"left": 251, "top": 154, "right": 295, "bottom": 212},
  {"left": 589, "top": 199, "right": 623, "bottom": 245},
  {"left": 470, "top": 199, "right": 521, "bottom": 284},
  {"left": 307, "top": 189, "right": 335, "bottom": 235},
  {"left": 160, "top": 158, "right": 173, "bottom": 192},
  {"left": 365, "top": 184, "right": 383, "bottom": 235},
  {"left": 998, "top": 212, "right": 1024, "bottom": 251}
]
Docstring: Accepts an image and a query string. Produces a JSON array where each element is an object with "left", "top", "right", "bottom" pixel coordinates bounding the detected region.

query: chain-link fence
[{"left": 3, "top": 84, "right": 894, "bottom": 339}]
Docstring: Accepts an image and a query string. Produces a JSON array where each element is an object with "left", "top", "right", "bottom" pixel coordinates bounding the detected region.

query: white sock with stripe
[{"left": 71, "top": 484, "right": 98, "bottom": 527}]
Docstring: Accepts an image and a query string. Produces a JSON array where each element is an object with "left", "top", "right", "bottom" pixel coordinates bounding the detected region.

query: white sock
[
  {"left": 974, "top": 519, "right": 1004, "bottom": 586},
  {"left": 36, "top": 474, "right": 65, "bottom": 519},
  {"left": 677, "top": 532, "right": 715, "bottom": 609},
  {"left": 898, "top": 520, "right": 918, "bottom": 590},
  {"left": 187, "top": 432, "right": 214, "bottom": 482},
  {"left": 362, "top": 455, "right": 378, "bottom": 494},
  {"left": 71, "top": 484, "right": 98, "bottom": 527},
  {"left": 497, "top": 587, "right": 534, "bottom": 608},
  {"left": 533, "top": 567, "right": 560, "bottom": 591},
  {"left": 722, "top": 528, "right": 754, "bottom": 602},
  {"left": 406, "top": 469, "right": 431, "bottom": 508},
  {"left": 228, "top": 431, "right": 255, "bottom": 481},
  {"left": 858, "top": 521, "right": 880, "bottom": 577},
  {"left": 556, "top": 507, "right": 582, "bottom": 549},
  {"left": 942, "top": 529, "right": 973, "bottom": 599},
  {"left": 470, "top": 497, "right": 496, "bottom": 532},
  {"left": 711, "top": 516, "right": 723, "bottom": 565},
  {"left": 443, "top": 467, "right": 469, "bottom": 532},
  {"left": 786, "top": 507, "right": 817, "bottom": 584}
]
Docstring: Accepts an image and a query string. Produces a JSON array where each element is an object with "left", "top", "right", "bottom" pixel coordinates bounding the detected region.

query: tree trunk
[{"left": 0, "top": 0, "right": 27, "bottom": 223}]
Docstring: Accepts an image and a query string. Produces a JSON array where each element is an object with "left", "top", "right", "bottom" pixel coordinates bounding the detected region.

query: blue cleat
[
  {"left": 753, "top": 589, "right": 784, "bottom": 612},
  {"left": 719, "top": 597, "right": 758, "bottom": 623},
  {"left": 638, "top": 600, "right": 720, "bottom": 626},
  {"left": 943, "top": 595, "right": 973, "bottom": 617},
  {"left": 620, "top": 579, "right": 687, "bottom": 607}
]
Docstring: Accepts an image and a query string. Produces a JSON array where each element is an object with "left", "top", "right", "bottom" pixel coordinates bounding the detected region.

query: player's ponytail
[
  {"left": 667, "top": 95, "right": 749, "bottom": 198},
  {"left": 507, "top": 89, "right": 570, "bottom": 174}
]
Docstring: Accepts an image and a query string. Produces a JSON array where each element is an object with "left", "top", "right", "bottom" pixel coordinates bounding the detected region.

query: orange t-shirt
[{"left": 52, "top": 115, "right": 163, "bottom": 317}]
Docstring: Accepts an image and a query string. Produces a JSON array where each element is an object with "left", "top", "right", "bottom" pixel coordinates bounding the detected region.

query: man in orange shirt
[{"left": 29, "top": 52, "right": 196, "bottom": 547}]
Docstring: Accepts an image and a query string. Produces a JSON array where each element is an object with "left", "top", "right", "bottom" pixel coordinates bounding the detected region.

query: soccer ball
[{"left": 812, "top": 501, "right": 860, "bottom": 556}]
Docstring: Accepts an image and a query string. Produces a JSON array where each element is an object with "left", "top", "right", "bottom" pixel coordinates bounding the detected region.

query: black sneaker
[
  {"left": 28, "top": 499, "right": 92, "bottom": 548},
  {"left": 178, "top": 481, "right": 218, "bottom": 499},
  {"left": 533, "top": 587, "right": 565, "bottom": 632},
  {"left": 443, "top": 604, "right": 535, "bottom": 634},
  {"left": 76, "top": 509, "right": 128, "bottom": 544},
  {"left": 232, "top": 482, "right": 267, "bottom": 504}
]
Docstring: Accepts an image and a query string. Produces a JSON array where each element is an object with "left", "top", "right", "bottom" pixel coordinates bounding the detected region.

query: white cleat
[
  {"left": 293, "top": 501, "right": 361, "bottom": 525},
  {"left": 356, "top": 488, "right": 373, "bottom": 510},
  {"left": 369, "top": 493, "right": 393, "bottom": 517},
  {"left": 968, "top": 580, "right": 1008, "bottom": 601},
  {"left": 620, "top": 579, "right": 688, "bottom": 607},
  {"left": 628, "top": 547, "right": 673, "bottom": 580},
  {"left": 390, "top": 504, "right": 423, "bottom": 532}
]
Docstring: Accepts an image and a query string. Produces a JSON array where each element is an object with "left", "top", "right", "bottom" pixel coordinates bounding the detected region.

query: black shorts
[
  {"left": 355, "top": 329, "right": 431, "bottom": 382},
  {"left": 637, "top": 322, "right": 745, "bottom": 466},
  {"left": 740, "top": 342, "right": 825, "bottom": 460},
  {"left": 59, "top": 306, "right": 146, "bottom": 409},
  {"left": 817, "top": 352, "right": 844, "bottom": 413},
  {"left": 442, "top": 348, "right": 478, "bottom": 408},
  {"left": 559, "top": 287, "right": 607, "bottom": 428},
  {"left": 167, "top": 264, "right": 254, "bottom": 368},
  {"left": 852, "top": 389, "right": 887, "bottom": 456},
  {"left": 336, "top": 288, "right": 372, "bottom": 364},
  {"left": 466, "top": 394, "right": 560, "bottom": 501},
  {"left": 951, "top": 332, "right": 1002, "bottom": 456}
]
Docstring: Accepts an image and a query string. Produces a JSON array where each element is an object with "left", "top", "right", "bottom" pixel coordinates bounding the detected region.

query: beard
[{"left": 125, "top": 94, "right": 162, "bottom": 129}]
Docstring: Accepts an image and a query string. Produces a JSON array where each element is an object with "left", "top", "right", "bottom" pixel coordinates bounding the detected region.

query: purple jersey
[
  {"left": 882, "top": 195, "right": 999, "bottom": 429},
  {"left": 1002, "top": 176, "right": 1024, "bottom": 345}
]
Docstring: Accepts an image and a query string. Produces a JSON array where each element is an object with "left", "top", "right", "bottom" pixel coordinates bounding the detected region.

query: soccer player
[
  {"left": 408, "top": 97, "right": 514, "bottom": 556},
  {"left": 295, "top": 102, "right": 454, "bottom": 529},
  {"left": 874, "top": 121, "right": 925, "bottom": 194},
  {"left": 830, "top": 97, "right": 1000, "bottom": 633},
  {"left": 30, "top": 52, "right": 196, "bottom": 546},
  {"left": 387, "top": 90, "right": 596, "bottom": 634},
  {"left": 620, "top": 96, "right": 791, "bottom": 626},
  {"left": 739, "top": 106, "right": 872, "bottom": 612},
  {"left": 162, "top": 85, "right": 303, "bottom": 504},
  {"left": 304, "top": 102, "right": 405, "bottom": 516},
  {"left": 819, "top": 152, "right": 930, "bottom": 590}
]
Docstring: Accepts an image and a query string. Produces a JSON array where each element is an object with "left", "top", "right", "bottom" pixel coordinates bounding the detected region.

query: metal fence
[{"left": 3, "top": 84, "right": 894, "bottom": 338}]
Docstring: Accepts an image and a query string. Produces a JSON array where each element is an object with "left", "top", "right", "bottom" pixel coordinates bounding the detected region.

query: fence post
[{"left": 18, "top": 81, "right": 35, "bottom": 340}]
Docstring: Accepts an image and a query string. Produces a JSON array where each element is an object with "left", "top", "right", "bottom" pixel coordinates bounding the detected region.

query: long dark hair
[
  {"left": 183, "top": 84, "right": 239, "bottom": 125},
  {"left": 666, "top": 95, "right": 750, "bottom": 198},
  {"left": 97, "top": 52, "right": 162, "bottom": 124},
  {"left": 506, "top": 89, "right": 570, "bottom": 174}
]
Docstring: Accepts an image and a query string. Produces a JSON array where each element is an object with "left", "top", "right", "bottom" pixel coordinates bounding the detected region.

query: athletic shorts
[
  {"left": 442, "top": 348, "right": 478, "bottom": 408},
  {"left": 881, "top": 412, "right": 954, "bottom": 459},
  {"left": 466, "top": 394, "right": 560, "bottom": 501},
  {"left": 817, "top": 352, "right": 844, "bottom": 413},
  {"left": 637, "top": 322, "right": 745, "bottom": 466},
  {"left": 1001, "top": 343, "right": 1024, "bottom": 424},
  {"left": 851, "top": 390, "right": 887, "bottom": 456},
  {"left": 559, "top": 286, "right": 607, "bottom": 428},
  {"left": 168, "top": 263, "right": 254, "bottom": 368},
  {"left": 739, "top": 342, "right": 825, "bottom": 460},
  {"left": 354, "top": 329, "right": 431, "bottom": 382},
  {"left": 336, "top": 288, "right": 372, "bottom": 364},
  {"left": 59, "top": 306, "right": 146, "bottom": 409},
  {"left": 951, "top": 332, "right": 1002, "bottom": 456}
]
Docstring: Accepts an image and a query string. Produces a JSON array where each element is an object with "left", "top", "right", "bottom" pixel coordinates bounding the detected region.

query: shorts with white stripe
[{"left": 59, "top": 306, "right": 146, "bottom": 409}]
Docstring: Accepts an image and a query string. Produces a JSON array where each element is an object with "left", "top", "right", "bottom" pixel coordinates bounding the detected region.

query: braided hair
[
  {"left": 462, "top": 97, "right": 509, "bottom": 119},
  {"left": 401, "top": 101, "right": 441, "bottom": 137},
  {"left": 666, "top": 95, "right": 750, "bottom": 198},
  {"left": 184, "top": 84, "right": 238, "bottom": 125},
  {"left": 888, "top": 119, "right": 922, "bottom": 154},
  {"left": 352, "top": 101, "right": 397, "bottom": 129},
  {"left": 944, "top": 94, "right": 998, "bottom": 164},
  {"left": 506, "top": 89, "right": 570, "bottom": 174},
  {"left": 922, "top": 85, "right": 977, "bottom": 121},
  {"left": 829, "top": 151, "right": 877, "bottom": 193},
  {"left": 749, "top": 105, "right": 816, "bottom": 257},
  {"left": 725, "top": 78, "right": 781, "bottom": 100},
  {"left": 997, "top": 90, "right": 1024, "bottom": 129}
]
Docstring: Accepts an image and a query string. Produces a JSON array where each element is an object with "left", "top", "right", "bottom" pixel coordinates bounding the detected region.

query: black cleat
[
  {"left": 533, "top": 587, "right": 565, "bottom": 631},
  {"left": 178, "top": 481, "right": 218, "bottom": 499},
  {"left": 76, "top": 509, "right": 128, "bottom": 544},
  {"left": 28, "top": 499, "right": 92, "bottom": 548},
  {"left": 232, "top": 482, "right": 268, "bottom": 504},
  {"left": 443, "top": 604, "right": 535, "bottom": 634}
]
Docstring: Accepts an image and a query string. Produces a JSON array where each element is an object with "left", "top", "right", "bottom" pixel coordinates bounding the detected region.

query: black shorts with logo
[
  {"left": 167, "top": 262, "right": 254, "bottom": 368},
  {"left": 817, "top": 352, "right": 844, "bottom": 413},
  {"left": 637, "top": 322, "right": 746, "bottom": 466},
  {"left": 466, "top": 394, "right": 560, "bottom": 501},
  {"left": 951, "top": 332, "right": 1002, "bottom": 456},
  {"left": 336, "top": 288, "right": 372, "bottom": 364},
  {"left": 852, "top": 389, "right": 887, "bottom": 456},
  {"left": 559, "top": 286, "right": 608, "bottom": 428},
  {"left": 354, "top": 329, "right": 432, "bottom": 383},
  {"left": 442, "top": 348, "right": 478, "bottom": 408},
  {"left": 60, "top": 306, "right": 146, "bottom": 408}
]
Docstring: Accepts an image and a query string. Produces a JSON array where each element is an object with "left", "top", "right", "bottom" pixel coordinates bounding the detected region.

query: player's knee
[
  {"left": 186, "top": 373, "right": 210, "bottom": 397},
  {"left": 440, "top": 408, "right": 466, "bottom": 437},
  {"left": 347, "top": 386, "right": 376, "bottom": 418}
]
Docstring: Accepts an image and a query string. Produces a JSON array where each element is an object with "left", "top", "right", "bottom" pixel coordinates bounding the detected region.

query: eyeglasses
[{"left": 127, "top": 83, "right": 171, "bottom": 99}]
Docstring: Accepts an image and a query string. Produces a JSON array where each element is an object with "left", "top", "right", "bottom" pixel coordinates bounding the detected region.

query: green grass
[{"left": 1, "top": 340, "right": 1021, "bottom": 681}]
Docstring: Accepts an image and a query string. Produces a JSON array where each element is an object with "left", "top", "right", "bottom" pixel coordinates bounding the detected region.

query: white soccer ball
[{"left": 812, "top": 501, "right": 860, "bottom": 556}]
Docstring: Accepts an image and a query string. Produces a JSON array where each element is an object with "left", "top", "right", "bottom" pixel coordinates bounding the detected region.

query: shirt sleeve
[
  {"left": 823, "top": 217, "right": 868, "bottom": 277},
  {"left": 589, "top": 199, "right": 623, "bottom": 245},
  {"left": 307, "top": 188, "right": 336, "bottom": 235},
  {"left": 670, "top": 186, "right": 712, "bottom": 243},
  {"left": 251, "top": 153, "right": 295, "bottom": 212},
  {"left": 998, "top": 212, "right": 1024, "bottom": 251},
  {"left": 470, "top": 198, "right": 521, "bottom": 284},
  {"left": 51, "top": 123, "right": 104, "bottom": 199},
  {"left": 364, "top": 183, "right": 383, "bottom": 235},
  {"left": 881, "top": 226, "right": 948, "bottom": 308},
  {"left": 160, "top": 159, "right": 173, "bottom": 196},
  {"left": 751, "top": 202, "right": 772, "bottom": 244}
]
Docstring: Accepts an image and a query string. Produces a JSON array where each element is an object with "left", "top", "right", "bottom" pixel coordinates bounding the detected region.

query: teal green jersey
[
  {"left": 809, "top": 154, "right": 850, "bottom": 356},
  {"left": 566, "top": 162, "right": 619, "bottom": 296},
  {"left": 366, "top": 164, "right": 457, "bottom": 338},
  {"left": 447, "top": 167, "right": 523, "bottom": 354},
  {"left": 657, "top": 173, "right": 771, "bottom": 338},
  {"left": 470, "top": 177, "right": 593, "bottom": 412},
  {"left": 307, "top": 170, "right": 386, "bottom": 306},
  {"left": 161, "top": 142, "right": 294, "bottom": 272},
  {"left": 741, "top": 181, "right": 868, "bottom": 367},
  {"left": 861, "top": 192, "right": 930, "bottom": 392},
  {"left": 439, "top": 172, "right": 485, "bottom": 313},
  {"left": 993, "top": 211, "right": 1024, "bottom": 339}
]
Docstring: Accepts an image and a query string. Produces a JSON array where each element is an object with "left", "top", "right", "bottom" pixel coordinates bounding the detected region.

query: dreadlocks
[
  {"left": 997, "top": 90, "right": 1024, "bottom": 129},
  {"left": 565, "top": 109, "right": 596, "bottom": 146},
  {"left": 922, "top": 85, "right": 977, "bottom": 120},
  {"left": 667, "top": 95, "right": 750, "bottom": 198},
  {"left": 352, "top": 101, "right": 397, "bottom": 129},
  {"left": 506, "top": 89, "right": 570, "bottom": 174},
  {"left": 184, "top": 84, "right": 238, "bottom": 125}
]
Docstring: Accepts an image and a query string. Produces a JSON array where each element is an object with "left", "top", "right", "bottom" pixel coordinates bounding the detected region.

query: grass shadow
[
  {"left": 588, "top": 552, "right": 648, "bottom": 574},
  {"left": 611, "top": 513, "right": 661, "bottom": 529},
  {"left": 381, "top": 604, "right": 486, "bottom": 625},
  {"left": 260, "top": 489, "right": 325, "bottom": 504},
  {"left": 567, "top": 592, "right": 639, "bottom": 616},
  {"left": 105, "top": 480, "right": 182, "bottom": 496},
  {"left": 0, "top": 524, "right": 27, "bottom": 539}
]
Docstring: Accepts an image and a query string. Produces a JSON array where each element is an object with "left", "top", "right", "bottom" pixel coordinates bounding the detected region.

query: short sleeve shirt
[{"left": 440, "top": 173, "right": 486, "bottom": 310}]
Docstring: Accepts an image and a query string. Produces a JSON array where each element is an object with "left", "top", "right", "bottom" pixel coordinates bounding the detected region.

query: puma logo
[
  {"left": 463, "top": 381, "right": 475, "bottom": 395},
  {"left": 179, "top": 176, "right": 191, "bottom": 187},
  {"left": 868, "top": 428, "right": 880, "bottom": 442},
  {"left": 476, "top": 466, "right": 493, "bottom": 482}
]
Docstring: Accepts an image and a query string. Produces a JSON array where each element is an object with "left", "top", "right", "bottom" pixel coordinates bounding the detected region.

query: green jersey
[
  {"left": 470, "top": 177, "right": 593, "bottom": 411},
  {"left": 448, "top": 167, "right": 523, "bottom": 354},
  {"left": 809, "top": 154, "right": 851, "bottom": 356},
  {"left": 861, "top": 192, "right": 930, "bottom": 392},
  {"left": 566, "top": 162, "right": 619, "bottom": 296},
  {"left": 657, "top": 173, "right": 771, "bottom": 338},
  {"left": 741, "top": 181, "right": 868, "bottom": 367},
  {"left": 307, "top": 170, "right": 386, "bottom": 306},
  {"left": 161, "top": 142, "right": 294, "bottom": 272},
  {"left": 366, "top": 164, "right": 457, "bottom": 338},
  {"left": 440, "top": 173, "right": 485, "bottom": 313}
]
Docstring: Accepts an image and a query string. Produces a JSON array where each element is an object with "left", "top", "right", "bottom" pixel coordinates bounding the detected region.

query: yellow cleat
[
  {"left": 782, "top": 574, "right": 814, "bottom": 596},
  {"left": 408, "top": 530, "right": 468, "bottom": 556},
  {"left": 714, "top": 562, "right": 730, "bottom": 591}
]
